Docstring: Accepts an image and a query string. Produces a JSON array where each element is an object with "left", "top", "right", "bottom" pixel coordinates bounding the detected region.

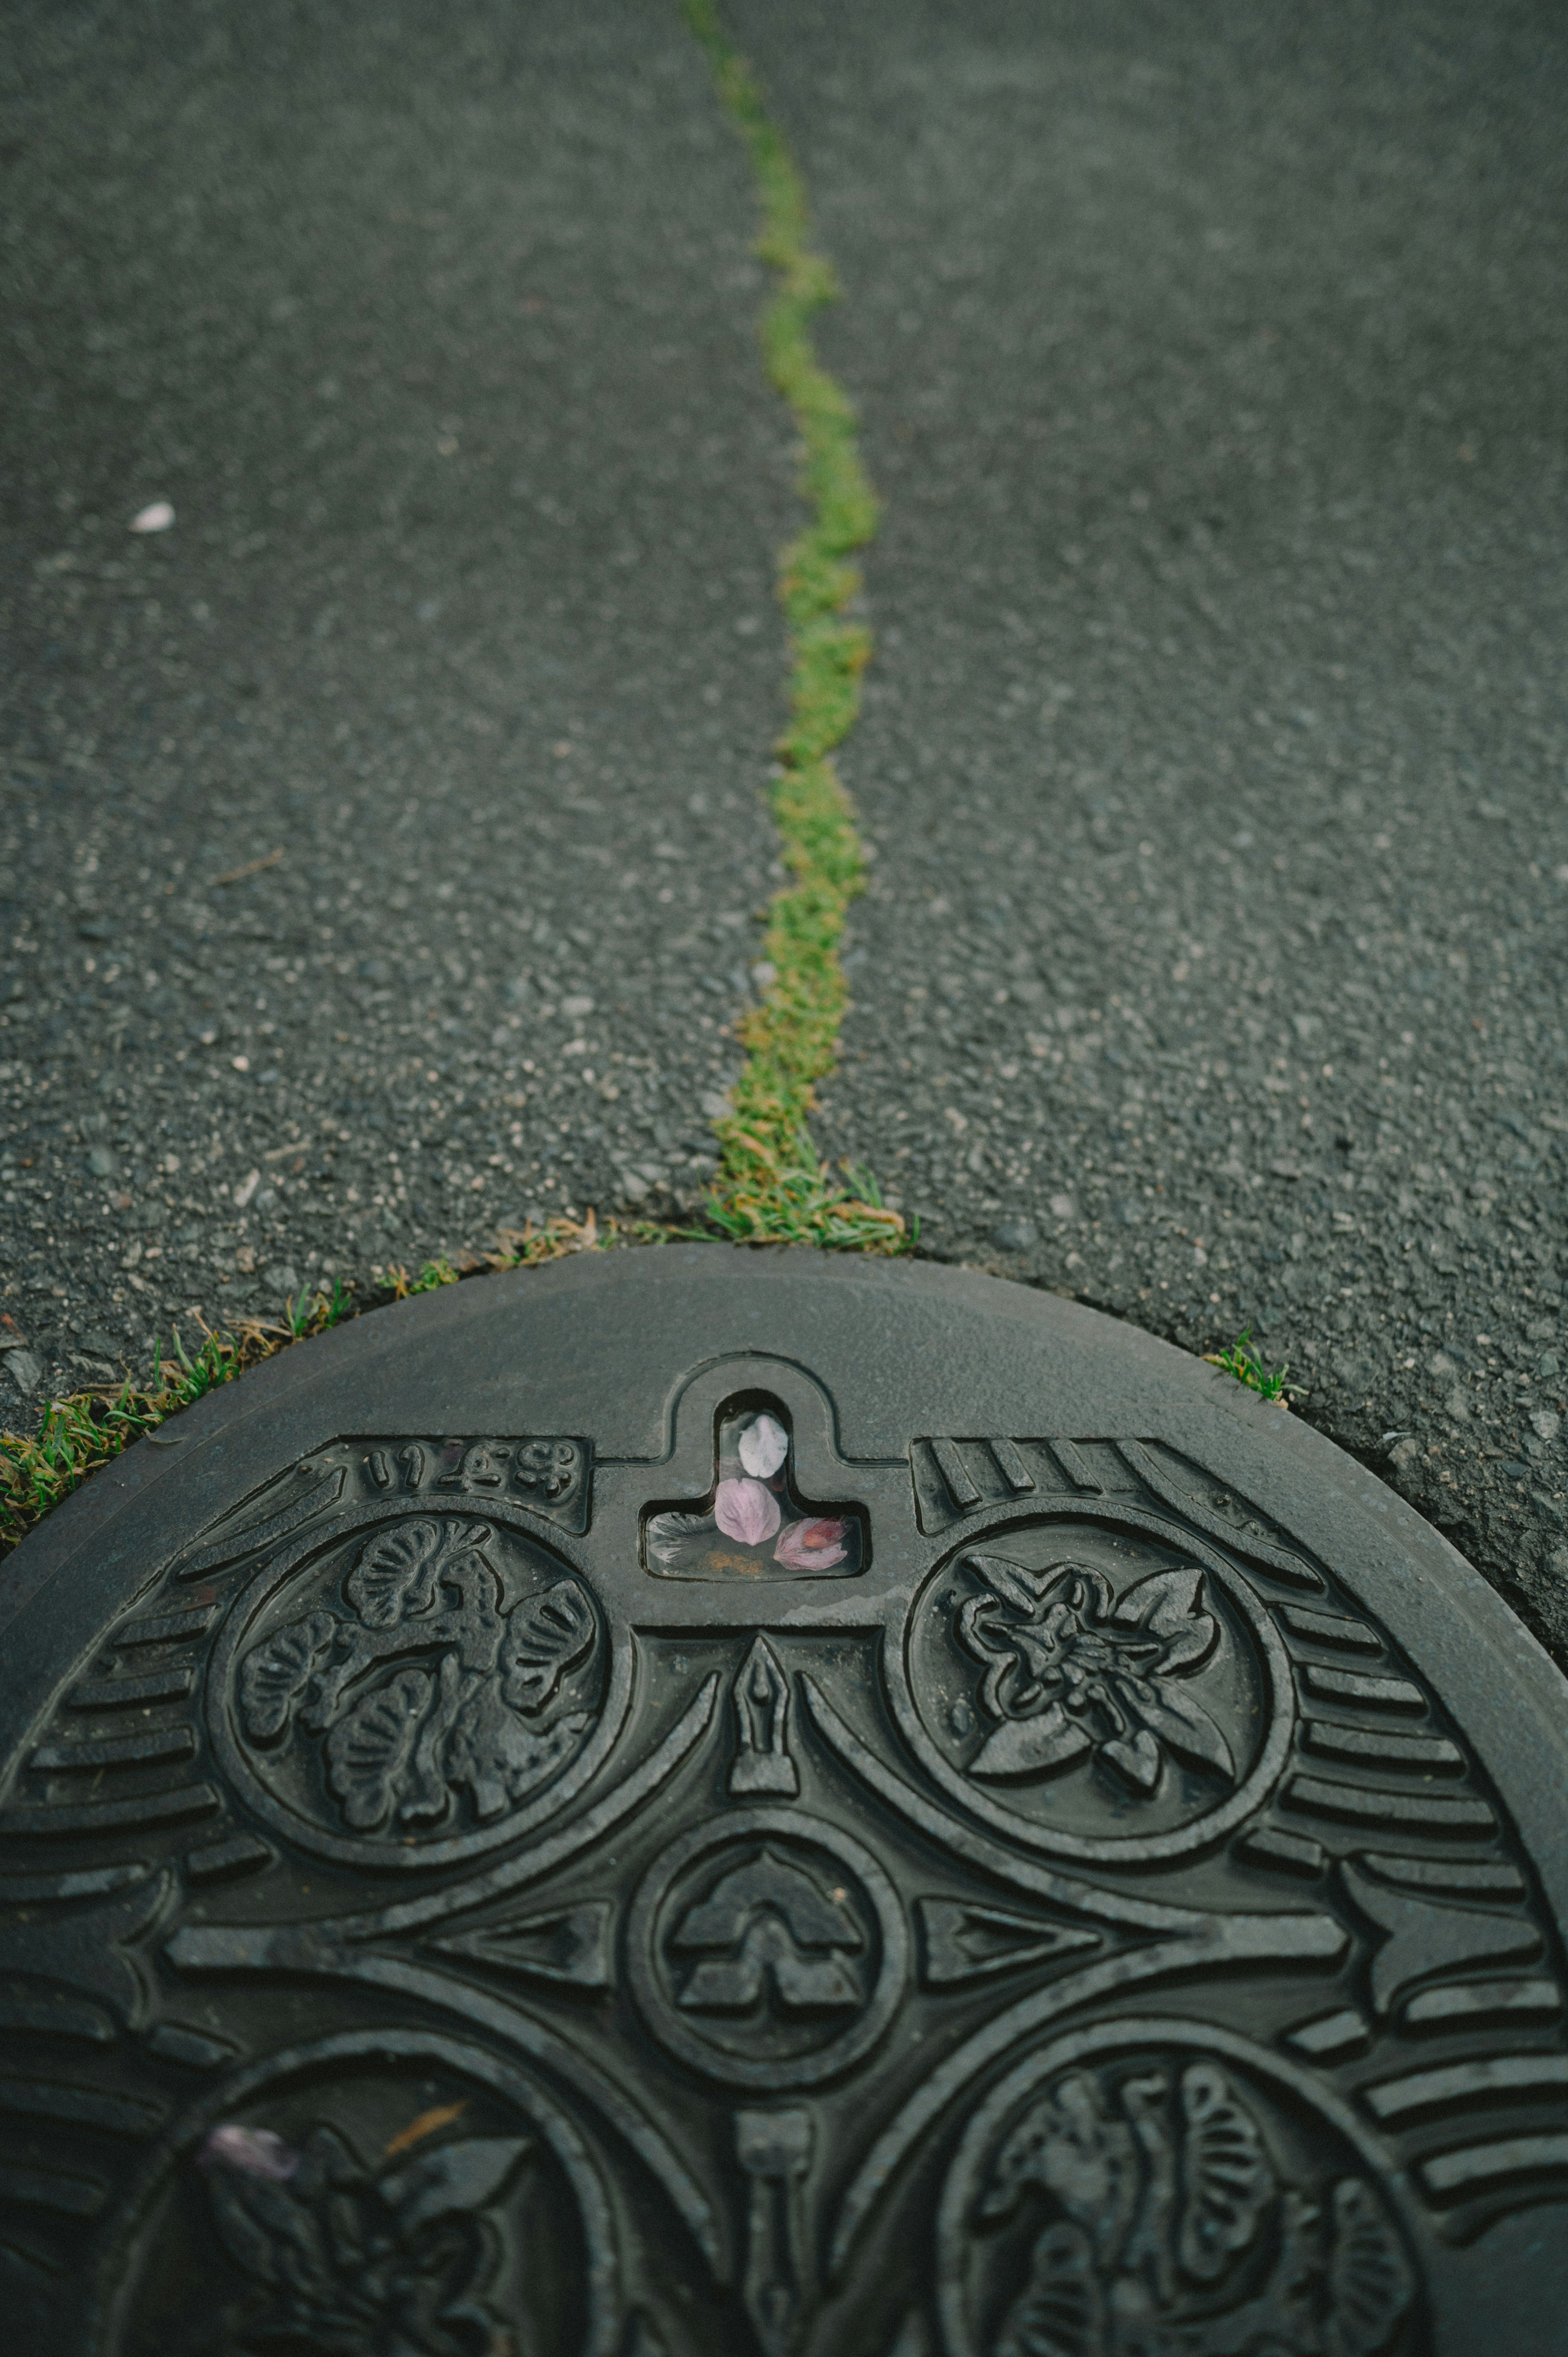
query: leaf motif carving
[
  {"left": 956, "top": 1554, "right": 1232, "bottom": 1801},
  {"left": 325, "top": 1667, "right": 432, "bottom": 1830},
  {"left": 1110, "top": 1567, "right": 1219, "bottom": 1675},
  {"left": 1115, "top": 1678, "right": 1236, "bottom": 1784},
  {"left": 239, "top": 1610, "right": 335, "bottom": 1742},
  {"left": 345, "top": 1518, "right": 453, "bottom": 1629},
  {"left": 974, "top": 2061, "right": 1413, "bottom": 2357},
  {"left": 965, "top": 1552, "right": 1057, "bottom": 1617},
  {"left": 499, "top": 1579, "right": 596, "bottom": 1714},
  {"left": 1098, "top": 1727, "right": 1162, "bottom": 1793},
  {"left": 445, "top": 1681, "right": 592, "bottom": 1821},
  {"left": 980, "top": 2073, "right": 1139, "bottom": 2265},
  {"left": 237, "top": 1522, "right": 597, "bottom": 1842},
  {"left": 206, "top": 2164, "right": 335, "bottom": 2303},
  {"left": 993, "top": 2220, "right": 1107, "bottom": 2357},
  {"left": 1323, "top": 2178, "right": 1414, "bottom": 2357},
  {"left": 1176, "top": 2063, "right": 1274, "bottom": 2282},
  {"left": 200, "top": 2117, "right": 523, "bottom": 2357},
  {"left": 969, "top": 1703, "right": 1094, "bottom": 1782}
]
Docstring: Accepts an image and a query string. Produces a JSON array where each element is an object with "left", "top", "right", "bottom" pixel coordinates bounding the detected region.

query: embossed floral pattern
[
  {"left": 956, "top": 1556, "right": 1234, "bottom": 1793},
  {"left": 200, "top": 2119, "right": 528, "bottom": 2357},
  {"left": 238, "top": 1518, "right": 600, "bottom": 1835},
  {"left": 977, "top": 2060, "right": 1413, "bottom": 2357}
]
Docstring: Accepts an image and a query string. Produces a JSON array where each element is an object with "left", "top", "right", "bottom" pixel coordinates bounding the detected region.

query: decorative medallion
[
  {"left": 896, "top": 1515, "right": 1295, "bottom": 1862},
  {"left": 937, "top": 2019, "right": 1422, "bottom": 2357},
  {"left": 207, "top": 1505, "right": 614, "bottom": 1868},
  {"left": 627, "top": 1808, "right": 908, "bottom": 2090},
  {"left": 97, "top": 2031, "right": 622, "bottom": 2357}
]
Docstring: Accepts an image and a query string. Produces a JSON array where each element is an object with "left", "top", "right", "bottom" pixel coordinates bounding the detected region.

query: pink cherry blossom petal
[
  {"left": 773, "top": 1517, "right": 848, "bottom": 1571},
  {"left": 198, "top": 2124, "right": 300, "bottom": 2181},
  {"left": 714, "top": 1477, "right": 782, "bottom": 1547}
]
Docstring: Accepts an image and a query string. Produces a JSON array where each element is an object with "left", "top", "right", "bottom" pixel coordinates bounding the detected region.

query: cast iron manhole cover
[{"left": 1, "top": 1248, "right": 1564, "bottom": 2355}]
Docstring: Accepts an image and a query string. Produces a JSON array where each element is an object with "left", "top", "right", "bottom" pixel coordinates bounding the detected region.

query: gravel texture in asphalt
[
  {"left": 4, "top": 0, "right": 1568, "bottom": 1664},
  {"left": 727, "top": 0, "right": 1568, "bottom": 1663},
  {"left": 2, "top": 0, "right": 795, "bottom": 1369}
]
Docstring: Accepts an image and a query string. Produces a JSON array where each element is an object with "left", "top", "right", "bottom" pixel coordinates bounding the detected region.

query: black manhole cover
[{"left": 1, "top": 1246, "right": 1564, "bottom": 2356}]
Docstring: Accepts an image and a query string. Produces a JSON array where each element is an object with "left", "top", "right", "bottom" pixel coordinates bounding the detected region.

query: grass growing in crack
[
  {"left": 685, "top": 0, "right": 903, "bottom": 1254},
  {"left": 0, "top": 1285, "right": 355, "bottom": 1549},
  {"left": 1204, "top": 1328, "right": 1305, "bottom": 1407},
  {"left": 0, "top": 1222, "right": 630, "bottom": 1553},
  {"left": 375, "top": 1211, "right": 633, "bottom": 1296}
]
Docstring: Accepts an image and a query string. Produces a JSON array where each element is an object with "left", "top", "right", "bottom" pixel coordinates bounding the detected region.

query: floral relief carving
[
  {"left": 198, "top": 2119, "right": 529, "bottom": 2357},
  {"left": 956, "top": 1557, "right": 1235, "bottom": 1794},
  {"left": 237, "top": 1518, "right": 601, "bottom": 1835},
  {"left": 971, "top": 2059, "right": 1414, "bottom": 2357}
]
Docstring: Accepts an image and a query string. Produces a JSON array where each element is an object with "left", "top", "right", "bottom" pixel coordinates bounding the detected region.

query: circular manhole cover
[{"left": 1, "top": 1247, "right": 1564, "bottom": 2355}]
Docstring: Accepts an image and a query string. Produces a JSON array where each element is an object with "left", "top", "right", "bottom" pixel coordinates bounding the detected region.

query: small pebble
[{"left": 991, "top": 1217, "right": 1038, "bottom": 1251}]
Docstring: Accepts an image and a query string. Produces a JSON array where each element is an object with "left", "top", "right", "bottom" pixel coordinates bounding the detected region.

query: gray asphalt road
[
  {"left": 723, "top": 0, "right": 1568, "bottom": 1663},
  {"left": 4, "top": 0, "right": 1567, "bottom": 1664},
  {"left": 2, "top": 0, "right": 794, "bottom": 1360}
]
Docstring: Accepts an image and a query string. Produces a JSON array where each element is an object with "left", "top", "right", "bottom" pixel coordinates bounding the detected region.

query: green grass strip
[{"left": 684, "top": 0, "right": 904, "bottom": 1253}]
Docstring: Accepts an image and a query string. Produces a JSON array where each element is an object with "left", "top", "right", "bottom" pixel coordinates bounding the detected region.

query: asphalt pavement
[
  {"left": 4, "top": 0, "right": 1567, "bottom": 1661},
  {"left": 731, "top": 0, "right": 1568, "bottom": 1661},
  {"left": 2, "top": 0, "right": 797, "bottom": 1351}
]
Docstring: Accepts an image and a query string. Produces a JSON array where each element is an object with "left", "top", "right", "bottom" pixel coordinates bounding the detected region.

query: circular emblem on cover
[
  {"left": 627, "top": 1807, "right": 908, "bottom": 2089},
  {"left": 207, "top": 1505, "right": 612, "bottom": 1867},
  {"left": 896, "top": 1514, "right": 1295, "bottom": 1861},
  {"left": 97, "top": 2030, "right": 621, "bottom": 2357},
  {"left": 937, "top": 2018, "right": 1423, "bottom": 2357}
]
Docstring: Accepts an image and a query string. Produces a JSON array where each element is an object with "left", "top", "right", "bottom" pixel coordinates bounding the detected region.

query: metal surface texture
[{"left": 1, "top": 1247, "right": 1564, "bottom": 2356}]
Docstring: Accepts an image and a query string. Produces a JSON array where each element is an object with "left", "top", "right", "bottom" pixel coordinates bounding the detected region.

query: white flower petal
[{"left": 738, "top": 1412, "right": 788, "bottom": 1478}]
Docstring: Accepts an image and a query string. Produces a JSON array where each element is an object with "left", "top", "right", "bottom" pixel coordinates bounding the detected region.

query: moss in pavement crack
[{"left": 684, "top": 0, "right": 904, "bottom": 1253}]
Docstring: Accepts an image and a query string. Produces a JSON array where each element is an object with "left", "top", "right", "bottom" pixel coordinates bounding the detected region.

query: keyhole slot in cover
[{"left": 641, "top": 1394, "right": 866, "bottom": 1581}]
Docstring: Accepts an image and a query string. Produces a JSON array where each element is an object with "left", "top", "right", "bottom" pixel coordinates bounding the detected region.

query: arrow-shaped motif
[
  {"left": 916, "top": 1898, "right": 1099, "bottom": 1988},
  {"left": 430, "top": 1900, "right": 612, "bottom": 1991}
]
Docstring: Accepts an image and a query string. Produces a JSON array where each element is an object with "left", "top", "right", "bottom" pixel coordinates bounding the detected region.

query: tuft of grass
[
  {"left": 0, "top": 1284, "right": 356, "bottom": 1550},
  {"left": 684, "top": 0, "right": 903, "bottom": 1255},
  {"left": 374, "top": 1211, "right": 621, "bottom": 1296},
  {"left": 1203, "top": 1327, "right": 1305, "bottom": 1407},
  {"left": 700, "top": 1147, "right": 910, "bottom": 1252}
]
